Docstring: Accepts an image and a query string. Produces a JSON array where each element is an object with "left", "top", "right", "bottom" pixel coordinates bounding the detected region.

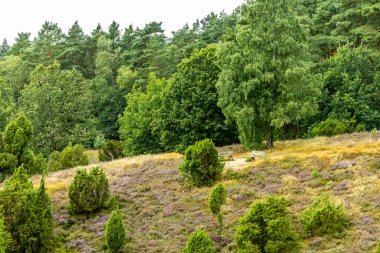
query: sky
[{"left": 0, "top": 0, "right": 245, "bottom": 44}]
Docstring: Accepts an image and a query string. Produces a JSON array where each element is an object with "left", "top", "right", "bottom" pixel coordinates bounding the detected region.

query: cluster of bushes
[
  {"left": 0, "top": 112, "right": 46, "bottom": 175},
  {"left": 179, "top": 140, "right": 350, "bottom": 253},
  {"left": 98, "top": 140, "right": 124, "bottom": 162},
  {"left": 68, "top": 166, "right": 126, "bottom": 252},
  {"left": 48, "top": 144, "right": 88, "bottom": 171},
  {"left": 309, "top": 119, "right": 365, "bottom": 137},
  {"left": 0, "top": 166, "right": 54, "bottom": 252}
]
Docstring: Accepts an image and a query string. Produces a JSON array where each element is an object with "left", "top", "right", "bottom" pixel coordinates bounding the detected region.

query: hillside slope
[{"left": 32, "top": 132, "right": 380, "bottom": 252}]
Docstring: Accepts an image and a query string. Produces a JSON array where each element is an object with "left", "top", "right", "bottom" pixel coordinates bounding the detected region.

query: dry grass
[{"left": 29, "top": 132, "right": 380, "bottom": 252}]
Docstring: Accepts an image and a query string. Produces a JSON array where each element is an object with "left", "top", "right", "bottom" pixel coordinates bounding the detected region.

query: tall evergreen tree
[
  {"left": 217, "top": 0, "right": 321, "bottom": 148},
  {"left": 60, "top": 21, "right": 88, "bottom": 75},
  {"left": 0, "top": 39, "right": 10, "bottom": 59}
]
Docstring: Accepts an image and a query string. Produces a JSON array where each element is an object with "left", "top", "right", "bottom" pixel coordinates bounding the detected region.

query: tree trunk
[{"left": 267, "top": 127, "right": 274, "bottom": 148}]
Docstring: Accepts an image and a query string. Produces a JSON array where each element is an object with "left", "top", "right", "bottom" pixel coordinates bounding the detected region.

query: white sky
[{"left": 0, "top": 0, "right": 245, "bottom": 44}]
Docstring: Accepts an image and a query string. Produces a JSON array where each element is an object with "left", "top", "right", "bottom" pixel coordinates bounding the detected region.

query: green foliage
[
  {"left": 0, "top": 112, "right": 44, "bottom": 174},
  {"left": 376, "top": 239, "right": 380, "bottom": 253},
  {"left": 47, "top": 151, "right": 63, "bottom": 171},
  {"left": 301, "top": 195, "right": 349, "bottom": 237},
  {"left": 20, "top": 62, "right": 97, "bottom": 155},
  {"left": 93, "top": 134, "right": 106, "bottom": 149},
  {"left": 106, "top": 209, "right": 126, "bottom": 253},
  {"left": 319, "top": 45, "right": 380, "bottom": 130},
  {"left": 0, "top": 167, "right": 54, "bottom": 252},
  {"left": 236, "top": 196, "right": 299, "bottom": 253},
  {"left": 98, "top": 140, "right": 124, "bottom": 162},
  {"left": 92, "top": 35, "right": 125, "bottom": 140},
  {"left": 60, "top": 144, "right": 89, "bottom": 169},
  {"left": 183, "top": 229, "right": 216, "bottom": 253},
  {"left": 47, "top": 144, "right": 88, "bottom": 171},
  {"left": 68, "top": 167, "right": 110, "bottom": 215},
  {"left": 311, "top": 169, "right": 320, "bottom": 179},
  {"left": 180, "top": 139, "right": 223, "bottom": 187},
  {"left": 209, "top": 184, "right": 227, "bottom": 215},
  {"left": 310, "top": 119, "right": 354, "bottom": 137},
  {"left": 0, "top": 78, "right": 15, "bottom": 132},
  {"left": 158, "top": 46, "right": 237, "bottom": 151},
  {"left": 217, "top": 0, "right": 321, "bottom": 148},
  {"left": 119, "top": 73, "right": 167, "bottom": 156},
  {"left": 209, "top": 184, "right": 227, "bottom": 236},
  {"left": 0, "top": 212, "right": 10, "bottom": 253}
]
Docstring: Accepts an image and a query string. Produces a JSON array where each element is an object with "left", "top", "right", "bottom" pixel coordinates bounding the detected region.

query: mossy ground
[{"left": 30, "top": 132, "right": 380, "bottom": 252}]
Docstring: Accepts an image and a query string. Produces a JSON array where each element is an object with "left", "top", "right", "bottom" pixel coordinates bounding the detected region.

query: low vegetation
[
  {"left": 301, "top": 195, "right": 349, "bottom": 237},
  {"left": 68, "top": 167, "right": 110, "bottom": 215},
  {"left": 184, "top": 229, "right": 216, "bottom": 253},
  {"left": 12, "top": 131, "right": 377, "bottom": 252},
  {"left": 106, "top": 209, "right": 125, "bottom": 253},
  {"left": 180, "top": 139, "right": 223, "bottom": 186}
]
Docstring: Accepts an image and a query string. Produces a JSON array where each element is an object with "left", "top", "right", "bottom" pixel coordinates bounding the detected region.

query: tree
[
  {"left": 0, "top": 39, "right": 10, "bottom": 59},
  {"left": 301, "top": 195, "right": 349, "bottom": 236},
  {"left": 106, "top": 209, "right": 125, "bottom": 253},
  {"left": 319, "top": 45, "right": 380, "bottom": 129},
  {"left": 184, "top": 229, "right": 216, "bottom": 253},
  {"left": 29, "top": 21, "right": 65, "bottom": 66},
  {"left": 158, "top": 46, "right": 237, "bottom": 151},
  {"left": 0, "top": 55, "right": 30, "bottom": 100},
  {"left": 20, "top": 62, "right": 97, "bottom": 155},
  {"left": 236, "top": 196, "right": 299, "bottom": 253},
  {"left": 217, "top": 0, "right": 321, "bottom": 148},
  {"left": 179, "top": 139, "right": 223, "bottom": 187},
  {"left": 0, "top": 78, "right": 15, "bottom": 131},
  {"left": 0, "top": 211, "right": 10, "bottom": 253},
  {"left": 60, "top": 21, "right": 88, "bottom": 75},
  {"left": 0, "top": 166, "right": 53, "bottom": 252},
  {"left": 119, "top": 73, "right": 167, "bottom": 155},
  {"left": 68, "top": 167, "right": 110, "bottom": 215},
  {"left": 92, "top": 35, "right": 125, "bottom": 140},
  {"left": 209, "top": 184, "right": 227, "bottom": 236},
  {"left": 19, "top": 178, "right": 54, "bottom": 252},
  {"left": 0, "top": 112, "right": 43, "bottom": 174},
  {"left": 8, "top": 32, "right": 31, "bottom": 57}
]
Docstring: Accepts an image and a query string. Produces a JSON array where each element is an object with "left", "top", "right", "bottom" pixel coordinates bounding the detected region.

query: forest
[{"left": 0, "top": 0, "right": 380, "bottom": 252}]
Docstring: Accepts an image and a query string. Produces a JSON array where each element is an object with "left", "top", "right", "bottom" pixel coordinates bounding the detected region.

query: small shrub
[
  {"left": 94, "top": 134, "right": 106, "bottom": 149},
  {"left": 99, "top": 140, "right": 124, "bottom": 162},
  {"left": 236, "top": 196, "right": 299, "bottom": 253},
  {"left": 301, "top": 195, "right": 349, "bottom": 236},
  {"left": 60, "top": 144, "right": 89, "bottom": 169},
  {"left": 310, "top": 119, "right": 360, "bottom": 137},
  {"left": 311, "top": 169, "right": 319, "bottom": 179},
  {"left": 47, "top": 151, "right": 63, "bottom": 171},
  {"left": 106, "top": 209, "right": 125, "bottom": 253},
  {"left": 180, "top": 139, "right": 223, "bottom": 186},
  {"left": 68, "top": 167, "right": 110, "bottom": 215},
  {"left": 209, "top": 184, "right": 227, "bottom": 236},
  {"left": 184, "top": 229, "right": 216, "bottom": 253}
]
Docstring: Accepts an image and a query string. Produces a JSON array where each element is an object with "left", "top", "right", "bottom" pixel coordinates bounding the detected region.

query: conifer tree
[{"left": 106, "top": 209, "right": 125, "bottom": 253}]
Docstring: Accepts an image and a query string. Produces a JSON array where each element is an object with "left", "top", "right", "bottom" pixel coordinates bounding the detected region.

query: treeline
[{"left": 0, "top": 0, "right": 379, "bottom": 161}]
